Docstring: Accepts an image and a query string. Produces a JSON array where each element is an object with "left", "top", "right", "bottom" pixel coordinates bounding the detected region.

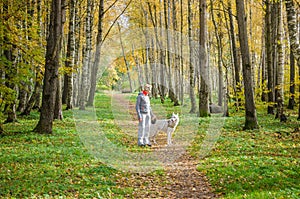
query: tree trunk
[
  {"left": 118, "top": 22, "right": 133, "bottom": 93},
  {"left": 164, "top": 0, "right": 171, "bottom": 95},
  {"left": 54, "top": 77, "right": 63, "bottom": 120},
  {"left": 266, "top": 0, "right": 275, "bottom": 114},
  {"left": 221, "top": 0, "right": 231, "bottom": 117},
  {"left": 21, "top": 78, "right": 42, "bottom": 116},
  {"left": 33, "top": 88, "right": 42, "bottom": 110},
  {"left": 34, "top": 0, "right": 64, "bottom": 134},
  {"left": 144, "top": 11, "right": 150, "bottom": 85},
  {"left": 287, "top": 51, "right": 295, "bottom": 109},
  {"left": 172, "top": 0, "right": 180, "bottom": 106},
  {"left": 3, "top": 41, "right": 17, "bottom": 123},
  {"left": 147, "top": 2, "right": 166, "bottom": 102},
  {"left": 188, "top": 0, "right": 197, "bottom": 113},
  {"left": 17, "top": 82, "right": 28, "bottom": 112},
  {"left": 224, "top": 65, "right": 230, "bottom": 117},
  {"left": 210, "top": 0, "right": 223, "bottom": 107},
  {"left": 285, "top": 0, "right": 300, "bottom": 62},
  {"left": 72, "top": 3, "right": 81, "bottom": 107},
  {"left": 159, "top": 1, "right": 166, "bottom": 103},
  {"left": 180, "top": 0, "right": 184, "bottom": 105},
  {"left": 199, "top": 0, "right": 209, "bottom": 117},
  {"left": 236, "top": 0, "right": 259, "bottom": 129},
  {"left": 79, "top": 0, "right": 92, "bottom": 110},
  {"left": 132, "top": 48, "right": 143, "bottom": 89},
  {"left": 261, "top": 48, "right": 267, "bottom": 102},
  {"left": 284, "top": 0, "right": 300, "bottom": 120},
  {"left": 87, "top": 0, "right": 104, "bottom": 106},
  {"left": 275, "top": 0, "right": 285, "bottom": 120},
  {"left": 228, "top": 1, "right": 241, "bottom": 110},
  {"left": 149, "top": 38, "right": 158, "bottom": 98},
  {"left": 62, "top": 0, "right": 76, "bottom": 110}
]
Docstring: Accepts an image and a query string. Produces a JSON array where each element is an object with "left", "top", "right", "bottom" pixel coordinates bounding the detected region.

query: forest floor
[
  {"left": 1, "top": 91, "right": 299, "bottom": 198},
  {"left": 116, "top": 153, "right": 219, "bottom": 198},
  {"left": 113, "top": 92, "right": 219, "bottom": 198}
]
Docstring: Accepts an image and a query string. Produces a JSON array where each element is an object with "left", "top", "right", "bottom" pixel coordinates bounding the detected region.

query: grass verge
[
  {"left": 0, "top": 93, "right": 132, "bottom": 198},
  {"left": 193, "top": 105, "right": 300, "bottom": 199}
]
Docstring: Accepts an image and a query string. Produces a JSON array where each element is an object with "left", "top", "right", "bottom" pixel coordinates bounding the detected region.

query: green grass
[
  {"left": 194, "top": 104, "right": 300, "bottom": 198},
  {"left": 0, "top": 95, "right": 132, "bottom": 198},
  {"left": 1, "top": 91, "right": 299, "bottom": 198}
]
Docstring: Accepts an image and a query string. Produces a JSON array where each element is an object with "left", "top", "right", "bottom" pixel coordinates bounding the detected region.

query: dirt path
[{"left": 112, "top": 92, "right": 219, "bottom": 198}]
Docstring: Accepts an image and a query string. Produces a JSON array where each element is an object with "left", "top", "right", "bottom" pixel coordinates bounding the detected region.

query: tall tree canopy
[{"left": 0, "top": 0, "right": 299, "bottom": 133}]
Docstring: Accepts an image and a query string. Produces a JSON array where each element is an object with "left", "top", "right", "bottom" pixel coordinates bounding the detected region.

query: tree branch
[{"left": 101, "top": 0, "right": 133, "bottom": 45}]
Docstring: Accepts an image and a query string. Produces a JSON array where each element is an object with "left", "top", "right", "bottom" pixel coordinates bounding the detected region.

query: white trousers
[{"left": 138, "top": 113, "right": 151, "bottom": 145}]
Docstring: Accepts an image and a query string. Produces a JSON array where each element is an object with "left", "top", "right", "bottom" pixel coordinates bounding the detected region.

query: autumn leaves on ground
[{"left": 1, "top": 91, "right": 299, "bottom": 198}]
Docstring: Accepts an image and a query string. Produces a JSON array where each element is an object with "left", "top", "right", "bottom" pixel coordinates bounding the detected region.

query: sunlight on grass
[
  {"left": 0, "top": 96, "right": 131, "bottom": 198},
  {"left": 1, "top": 91, "right": 299, "bottom": 198},
  {"left": 195, "top": 107, "right": 300, "bottom": 199}
]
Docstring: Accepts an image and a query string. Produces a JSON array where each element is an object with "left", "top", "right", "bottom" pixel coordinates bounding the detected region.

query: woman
[{"left": 136, "top": 84, "right": 153, "bottom": 147}]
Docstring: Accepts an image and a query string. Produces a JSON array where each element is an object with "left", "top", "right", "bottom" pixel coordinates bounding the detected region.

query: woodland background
[
  {"left": 0, "top": 0, "right": 300, "bottom": 132},
  {"left": 0, "top": 0, "right": 300, "bottom": 198}
]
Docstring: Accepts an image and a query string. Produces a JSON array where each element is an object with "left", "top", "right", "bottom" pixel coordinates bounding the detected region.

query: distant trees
[
  {"left": 0, "top": 0, "right": 300, "bottom": 133},
  {"left": 1, "top": 0, "right": 46, "bottom": 124}
]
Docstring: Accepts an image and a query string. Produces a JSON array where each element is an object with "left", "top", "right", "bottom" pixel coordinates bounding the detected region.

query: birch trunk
[
  {"left": 275, "top": 0, "right": 285, "bottom": 120},
  {"left": 147, "top": 2, "right": 165, "bottom": 102},
  {"left": 210, "top": 0, "right": 223, "bottom": 107},
  {"left": 87, "top": 0, "right": 104, "bottom": 105},
  {"left": 62, "top": 0, "right": 76, "bottom": 110},
  {"left": 72, "top": 3, "right": 81, "bottom": 107},
  {"left": 172, "top": 0, "right": 180, "bottom": 105},
  {"left": 266, "top": 0, "right": 275, "bottom": 114},
  {"left": 287, "top": 49, "right": 296, "bottom": 109},
  {"left": 180, "top": 0, "right": 184, "bottom": 105},
  {"left": 199, "top": 0, "right": 209, "bottom": 117},
  {"left": 79, "top": 0, "right": 92, "bottom": 110},
  {"left": 54, "top": 77, "right": 63, "bottom": 120},
  {"left": 228, "top": 1, "right": 241, "bottom": 110},
  {"left": 188, "top": 0, "right": 197, "bottom": 113},
  {"left": 118, "top": 22, "right": 133, "bottom": 93},
  {"left": 284, "top": 0, "right": 300, "bottom": 120}
]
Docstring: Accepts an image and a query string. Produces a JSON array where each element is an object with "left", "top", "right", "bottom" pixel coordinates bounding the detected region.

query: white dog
[{"left": 149, "top": 113, "right": 179, "bottom": 146}]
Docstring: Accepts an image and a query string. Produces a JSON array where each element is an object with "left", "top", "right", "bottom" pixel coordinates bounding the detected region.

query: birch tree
[
  {"left": 199, "top": 0, "right": 209, "bottom": 117},
  {"left": 188, "top": 0, "right": 197, "bottom": 113},
  {"left": 172, "top": 0, "right": 181, "bottom": 106},
  {"left": 284, "top": 0, "right": 300, "bottom": 120},
  {"left": 79, "top": 0, "right": 93, "bottom": 110},
  {"left": 275, "top": 0, "right": 285, "bottom": 120},
  {"left": 210, "top": 0, "right": 223, "bottom": 107},
  {"left": 62, "top": 0, "right": 76, "bottom": 110},
  {"left": 287, "top": 50, "right": 296, "bottom": 109},
  {"left": 228, "top": 1, "right": 241, "bottom": 110},
  {"left": 265, "top": 0, "right": 275, "bottom": 114},
  {"left": 118, "top": 22, "right": 133, "bottom": 92}
]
